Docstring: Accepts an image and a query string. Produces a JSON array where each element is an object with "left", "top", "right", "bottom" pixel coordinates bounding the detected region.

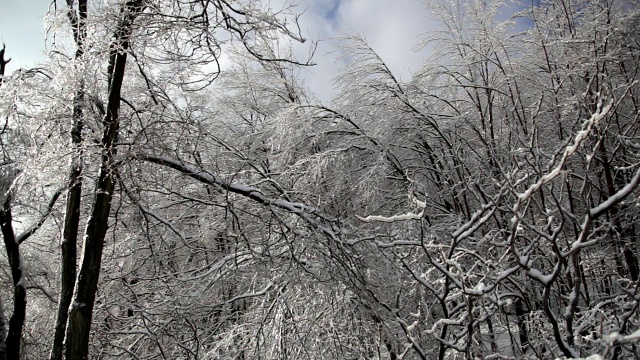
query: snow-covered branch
[
  {"left": 16, "top": 188, "right": 64, "bottom": 245},
  {"left": 356, "top": 191, "right": 426, "bottom": 223},
  {"left": 590, "top": 166, "right": 640, "bottom": 219}
]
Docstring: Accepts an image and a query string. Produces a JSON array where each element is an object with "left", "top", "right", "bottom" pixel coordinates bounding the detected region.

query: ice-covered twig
[{"left": 356, "top": 210, "right": 424, "bottom": 223}]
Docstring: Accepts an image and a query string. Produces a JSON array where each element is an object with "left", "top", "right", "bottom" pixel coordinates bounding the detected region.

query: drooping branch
[{"left": 138, "top": 154, "right": 333, "bottom": 222}]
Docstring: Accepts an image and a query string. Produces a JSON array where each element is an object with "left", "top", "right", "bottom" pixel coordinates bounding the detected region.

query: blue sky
[{"left": 0, "top": 0, "right": 51, "bottom": 69}]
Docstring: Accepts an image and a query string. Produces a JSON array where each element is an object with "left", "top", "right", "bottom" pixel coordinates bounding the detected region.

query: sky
[
  {"left": 0, "top": 0, "right": 52, "bottom": 68},
  {"left": 293, "top": 0, "right": 435, "bottom": 100},
  {"left": 0, "top": 0, "right": 435, "bottom": 101}
]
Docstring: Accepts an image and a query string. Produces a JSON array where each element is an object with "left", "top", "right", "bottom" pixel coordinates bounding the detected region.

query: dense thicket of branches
[{"left": 0, "top": 0, "right": 639, "bottom": 359}]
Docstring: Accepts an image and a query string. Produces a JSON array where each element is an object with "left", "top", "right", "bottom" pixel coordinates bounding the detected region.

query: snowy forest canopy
[{"left": 0, "top": 0, "right": 640, "bottom": 359}]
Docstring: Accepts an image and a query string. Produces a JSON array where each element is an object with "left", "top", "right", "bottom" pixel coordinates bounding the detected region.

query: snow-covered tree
[{"left": 1, "top": 0, "right": 640, "bottom": 359}]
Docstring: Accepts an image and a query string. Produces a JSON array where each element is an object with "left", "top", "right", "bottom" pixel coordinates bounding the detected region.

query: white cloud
[{"left": 294, "top": 0, "right": 435, "bottom": 102}]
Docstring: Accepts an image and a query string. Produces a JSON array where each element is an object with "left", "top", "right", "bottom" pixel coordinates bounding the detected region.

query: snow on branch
[
  {"left": 604, "top": 328, "right": 640, "bottom": 347},
  {"left": 356, "top": 191, "right": 426, "bottom": 223},
  {"left": 514, "top": 100, "right": 612, "bottom": 208},
  {"left": 563, "top": 166, "right": 640, "bottom": 256},
  {"left": 356, "top": 210, "right": 424, "bottom": 223},
  {"left": 590, "top": 165, "right": 640, "bottom": 219},
  {"left": 509, "top": 101, "right": 613, "bottom": 258}
]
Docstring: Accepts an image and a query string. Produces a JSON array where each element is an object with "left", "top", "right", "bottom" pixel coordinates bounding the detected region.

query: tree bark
[
  {"left": 0, "top": 296, "right": 6, "bottom": 357},
  {"left": 0, "top": 195, "right": 26, "bottom": 360},
  {"left": 514, "top": 298, "right": 529, "bottom": 354},
  {"left": 64, "top": 2, "right": 144, "bottom": 359},
  {"left": 0, "top": 43, "right": 7, "bottom": 360},
  {"left": 50, "top": 2, "right": 87, "bottom": 359}
]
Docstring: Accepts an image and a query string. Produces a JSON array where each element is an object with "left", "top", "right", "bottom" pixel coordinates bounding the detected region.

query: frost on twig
[{"left": 558, "top": 329, "right": 640, "bottom": 360}]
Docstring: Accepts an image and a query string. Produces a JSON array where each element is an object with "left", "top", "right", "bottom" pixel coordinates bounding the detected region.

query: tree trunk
[
  {"left": 598, "top": 141, "right": 640, "bottom": 279},
  {"left": 50, "top": 2, "right": 87, "bottom": 360},
  {"left": 0, "top": 44, "right": 10, "bottom": 86},
  {"left": 0, "top": 195, "right": 26, "bottom": 360},
  {"left": 64, "top": 2, "right": 144, "bottom": 359},
  {"left": 0, "top": 296, "right": 6, "bottom": 357},
  {"left": 514, "top": 298, "right": 529, "bottom": 354},
  {"left": 0, "top": 44, "right": 7, "bottom": 360}
]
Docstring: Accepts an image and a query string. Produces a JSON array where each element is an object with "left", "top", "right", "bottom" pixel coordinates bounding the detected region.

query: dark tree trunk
[
  {"left": 514, "top": 298, "right": 529, "bottom": 354},
  {"left": 0, "top": 195, "right": 26, "bottom": 360},
  {"left": 64, "top": 2, "right": 144, "bottom": 359},
  {"left": 0, "top": 44, "right": 10, "bottom": 86},
  {"left": 623, "top": 247, "right": 639, "bottom": 281}
]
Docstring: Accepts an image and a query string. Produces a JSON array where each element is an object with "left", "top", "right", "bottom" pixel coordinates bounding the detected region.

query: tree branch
[{"left": 16, "top": 188, "right": 63, "bottom": 245}]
